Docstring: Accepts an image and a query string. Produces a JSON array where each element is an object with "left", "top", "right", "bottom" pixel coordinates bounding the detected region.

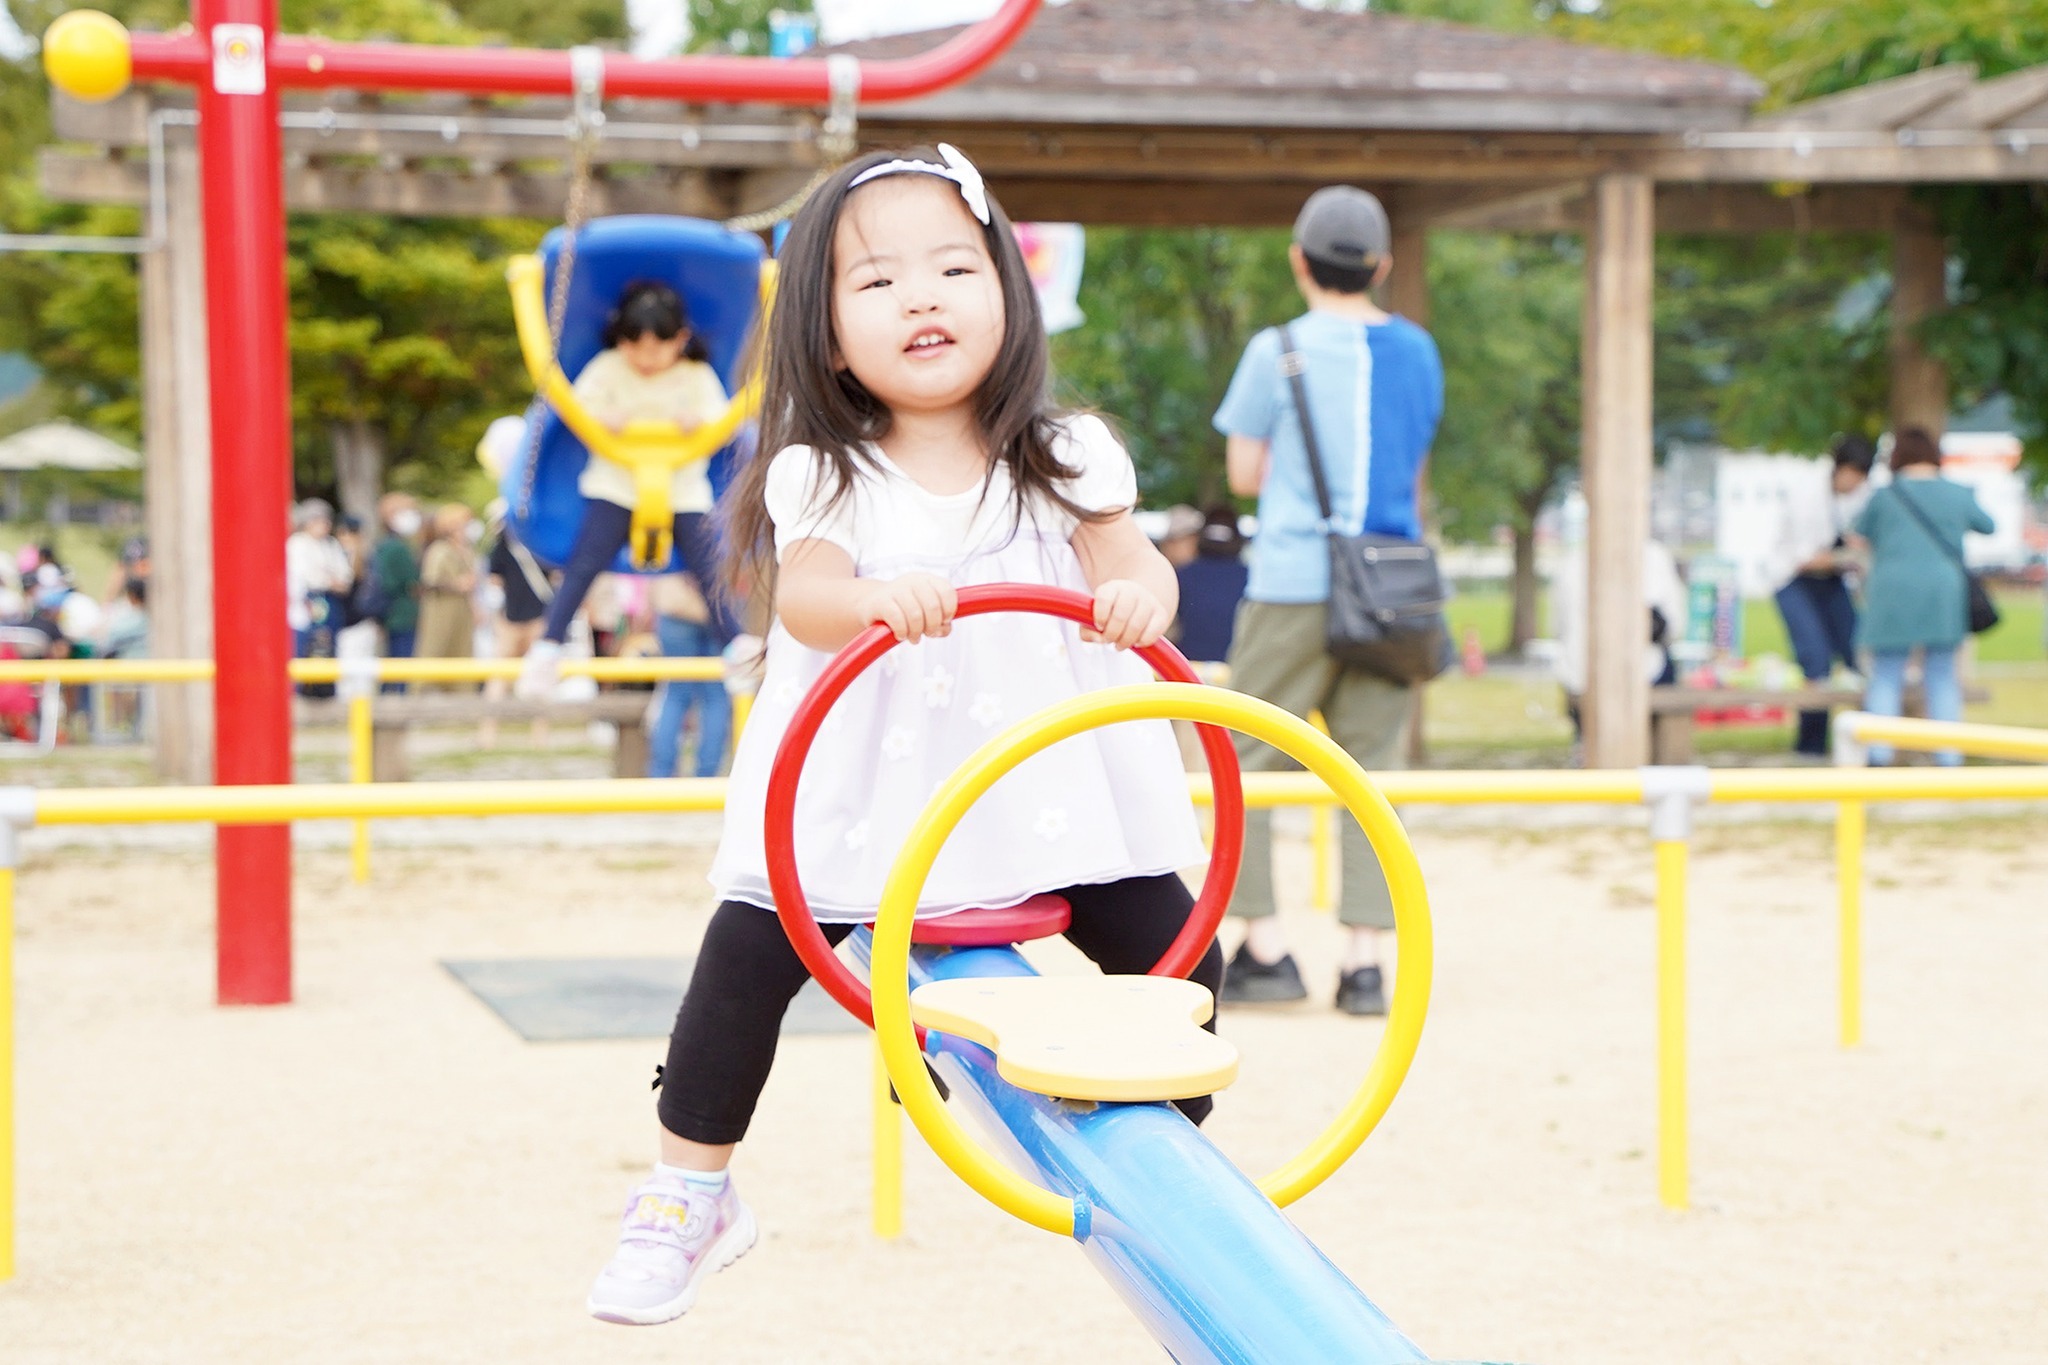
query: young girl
[
  {"left": 519, "top": 280, "right": 729, "bottom": 695},
  {"left": 585, "top": 145, "right": 1225, "bottom": 1327}
]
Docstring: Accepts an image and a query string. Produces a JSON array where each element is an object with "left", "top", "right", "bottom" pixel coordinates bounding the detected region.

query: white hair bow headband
[{"left": 846, "top": 143, "right": 991, "bottom": 226}]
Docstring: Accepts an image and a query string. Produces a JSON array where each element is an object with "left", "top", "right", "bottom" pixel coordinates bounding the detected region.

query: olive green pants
[{"left": 1221, "top": 599, "right": 1411, "bottom": 929}]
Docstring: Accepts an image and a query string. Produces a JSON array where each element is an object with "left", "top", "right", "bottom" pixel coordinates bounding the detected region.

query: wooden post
[
  {"left": 1580, "top": 173, "right": 1655, "bottom": 770},
  {"left": 1890, "top": 213, "right": 1950, "bottom": 438},
  {"left": 138, "top": 144, "right": 215, "bottom": 785},
  {"left": 1388, "top": 222, "right": 1429, "bottom": 326},
  {"left": 1389, "top": 221, "right": 1431, "bottom": 767}
]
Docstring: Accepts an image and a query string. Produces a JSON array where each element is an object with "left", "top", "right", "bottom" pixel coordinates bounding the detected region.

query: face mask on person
[{"left": 390, "top": 509, "right": 423, "bottom": 537}]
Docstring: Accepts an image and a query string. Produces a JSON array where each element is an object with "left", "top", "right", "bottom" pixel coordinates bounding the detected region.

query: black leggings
[
  {"left": 656, "top": 874, "right": 1227, "bottom": 1144},
  {"left": 542, "top": 503, "right": 724, "bottom": 644}
]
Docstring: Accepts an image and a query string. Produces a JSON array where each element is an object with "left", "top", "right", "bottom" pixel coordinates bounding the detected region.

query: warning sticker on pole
[{"left": 212, "top": 23, "right": 266, "bottom": 95}]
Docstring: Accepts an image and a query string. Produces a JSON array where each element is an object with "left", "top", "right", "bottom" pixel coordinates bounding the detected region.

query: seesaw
[{"left": 765, "top": 584, "right": 1438, "bottom": 1364}]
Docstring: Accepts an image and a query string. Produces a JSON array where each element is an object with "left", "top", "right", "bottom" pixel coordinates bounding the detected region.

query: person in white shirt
[
  {"left": 285, "top": 498, "right": 353, "bottom": 691},
  {"left": 1767, "top": 435, "right": 1873, "bottom": 756}
]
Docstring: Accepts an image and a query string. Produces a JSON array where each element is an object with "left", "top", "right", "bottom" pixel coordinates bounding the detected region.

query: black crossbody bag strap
[
  {"left": 1277, "top": 325, "right": 1340, "bottom": 532},
  {"left": 1271, "top": 324, "right": 1452, "bottom": 684}
]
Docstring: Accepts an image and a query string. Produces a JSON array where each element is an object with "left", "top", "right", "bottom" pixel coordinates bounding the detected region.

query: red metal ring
[{"left": 765, "top": 583, "right": 1245, "bottom": 1032}]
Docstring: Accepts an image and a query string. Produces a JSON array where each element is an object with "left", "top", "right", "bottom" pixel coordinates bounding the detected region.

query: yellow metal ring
[{"left": 870, "top": 683, "right": 1433, "bottom": 1236}]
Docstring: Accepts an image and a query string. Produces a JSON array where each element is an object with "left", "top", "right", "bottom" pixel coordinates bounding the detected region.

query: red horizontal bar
[
  {"left": 127, "top": 30, "right": 207, "bottom": 82},
  {"left": 126, "top": 0, "right": 1037, "bottom": 103}
]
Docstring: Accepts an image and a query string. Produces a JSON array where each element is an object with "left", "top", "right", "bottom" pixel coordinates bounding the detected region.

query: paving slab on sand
[{"left": 441, "top": 957, "right": 862, "bottom": 1041}]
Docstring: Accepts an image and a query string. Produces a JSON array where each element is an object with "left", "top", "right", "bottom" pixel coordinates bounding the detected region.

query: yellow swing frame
[{"left": 506, "top": 253, "right": 777, "bottom": 568}]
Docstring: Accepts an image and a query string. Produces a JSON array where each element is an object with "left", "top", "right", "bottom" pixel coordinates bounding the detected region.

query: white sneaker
[
  {"left": 515, "top": 639, "right": 563, "bottom": 701},
  {"left": 587, "top": 1171, "right": 757, "bottom": 1326}
]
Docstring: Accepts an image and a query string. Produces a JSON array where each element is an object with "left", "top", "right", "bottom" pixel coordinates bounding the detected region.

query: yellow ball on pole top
[{"left": 43, "top": 10, "right": 133, "bottom": 104}]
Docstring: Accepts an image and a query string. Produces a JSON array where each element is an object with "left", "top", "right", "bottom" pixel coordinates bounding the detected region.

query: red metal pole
[
  {"left": 194, "top": 0, "right": 294, "bottom": 1004},
  {"left": 128, "top": 0, "right": 1040, "bottom": 102}
]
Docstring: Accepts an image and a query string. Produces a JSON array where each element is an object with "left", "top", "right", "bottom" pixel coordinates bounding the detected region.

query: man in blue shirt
[{"left": 1212, "top": 186, "right": 1444, "bottom": 1016}]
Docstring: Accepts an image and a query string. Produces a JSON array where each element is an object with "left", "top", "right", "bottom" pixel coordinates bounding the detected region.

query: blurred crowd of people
[
  {"left": 284, "top": 479, "right": 735, "bottom": 779},
  {"left": 0, "top": 538, "right": 150, "bottom": 741}
]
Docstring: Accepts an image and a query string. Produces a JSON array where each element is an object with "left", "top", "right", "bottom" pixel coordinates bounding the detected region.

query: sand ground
[{"left": 3, "top": 817, "right": 2045, "bottom": 1364}]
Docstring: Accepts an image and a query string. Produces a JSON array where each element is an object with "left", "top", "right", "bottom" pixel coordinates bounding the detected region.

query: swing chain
[
  {"left": 516, "top": 46, "right": 606, "bottom": 523},
  {"left": 721, "top": 54, "right": 861, "bottom": 235}
]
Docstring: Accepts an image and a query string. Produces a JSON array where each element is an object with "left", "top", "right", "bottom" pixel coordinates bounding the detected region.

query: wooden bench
[
  {"left": 1647, "top": 684, "right": 1990, "bottom": 764},
  {"left": 294, "top": 691, "right": 653, "bottom": 781}
]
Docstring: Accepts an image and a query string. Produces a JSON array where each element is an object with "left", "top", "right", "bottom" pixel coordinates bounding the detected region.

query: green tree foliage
[
  {"left": 685, "top": 0, "right": 802, "bottom": 54},
  {"left": 287, "top": 214, "right": 538, "bottom": 497},
  {"left": 1654, "top": 234, "right": 1893, "bottom": 452},
  {"left": 448, "top": 0, "right": 626, "bottom": 49},
  {"left": 1050, "top": 227, "right": 1296, "bottom": 505},
  {"left": 1426, "top": 232, "right": 1581, "bottom": 646}
]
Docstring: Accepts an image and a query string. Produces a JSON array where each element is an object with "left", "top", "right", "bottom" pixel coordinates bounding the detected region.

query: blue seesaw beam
[{"left": 849, "top": 932, "right": 1430, "bottom": 1365}]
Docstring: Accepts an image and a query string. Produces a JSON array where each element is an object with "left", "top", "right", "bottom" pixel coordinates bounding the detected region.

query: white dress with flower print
[{"left": 709, "top": 416, "right": 1207, "bottom": 921}]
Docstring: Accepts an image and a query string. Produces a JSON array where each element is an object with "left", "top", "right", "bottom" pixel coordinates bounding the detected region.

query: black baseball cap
[{"left": 1294, "top": 186, "right": 1391, "bottom": 270}]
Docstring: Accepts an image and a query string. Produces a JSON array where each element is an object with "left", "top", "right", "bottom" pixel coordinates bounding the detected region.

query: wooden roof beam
[
  {"left": 1913, "top": 64, "right": 2048, "bottom": 130},
  {"left": 51, "top": 91, "right": 819, "bottom": 172},
  {"left": 38, "top": 148, "right": 813, "bottom": 221},
  {"left": 1644, "top": 136, "right": 2048, "bottom": 181},
  {"left": 1399, "top": 180, "right": 1588, "bottom": 230},
  {"left": 1755, "top": 64, "right": 1978, "bottom": 131},
  {"left": 1421, "top": 183, "right": 1925, "bottom": 235}
]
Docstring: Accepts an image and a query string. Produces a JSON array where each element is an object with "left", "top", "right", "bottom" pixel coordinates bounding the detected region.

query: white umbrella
[{"left": 0, "top": 421, "right": 141, "bottom": 472}]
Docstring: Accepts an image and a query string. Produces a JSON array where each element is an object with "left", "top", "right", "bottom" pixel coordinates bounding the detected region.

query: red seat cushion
[{"left": 892, "top": 894, "right": 1073, "bottom": 947}]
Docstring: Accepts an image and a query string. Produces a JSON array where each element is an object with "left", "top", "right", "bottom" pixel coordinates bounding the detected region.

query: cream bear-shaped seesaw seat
[
  {"left": 909, "top": 974, "right": 1239, "bottom": 1103},
  {"left": 875, "top": 894, "right": 1241, "bottom": 1103}
]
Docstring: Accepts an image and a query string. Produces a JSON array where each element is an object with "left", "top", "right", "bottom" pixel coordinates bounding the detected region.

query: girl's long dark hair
[
  {"left": 722, "top": 147, "right": 1110, "bottom": 599},
  {"left": 605, "top": 279, "right": 710, "bottom": 362}
]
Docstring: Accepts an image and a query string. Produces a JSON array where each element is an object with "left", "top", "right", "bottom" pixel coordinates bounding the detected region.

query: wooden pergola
[{"left": 41, "top": 0, "right": 2048, "bottom": 774}]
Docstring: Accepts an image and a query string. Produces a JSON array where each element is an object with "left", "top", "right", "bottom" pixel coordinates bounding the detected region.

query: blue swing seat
[{"left": 502, "top": 215, "right": 766, "bottom": 572}]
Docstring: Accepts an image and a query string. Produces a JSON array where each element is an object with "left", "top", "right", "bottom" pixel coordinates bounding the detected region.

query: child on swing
[
  {"left": 519, "top": 279, "right": 728, "bottom": 696},
  {"left": 585, "top": 144, "right": 1224, "bottom": 1326}
]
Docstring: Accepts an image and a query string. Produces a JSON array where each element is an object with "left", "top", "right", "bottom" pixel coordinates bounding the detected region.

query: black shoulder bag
[
  {"left": 1277, "top": 325, "right": 1453, "bottom": 684},
  {"left": 1889, "top": 482, "right": 1999, "bottom": 635}
]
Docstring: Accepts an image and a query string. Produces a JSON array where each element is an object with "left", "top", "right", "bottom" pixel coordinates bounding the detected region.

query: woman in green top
[
  {"left": 369, "top": 493, "right": 424, "bottom": 693},
  {"left": 1852, "top": 427, "right": 1995, "bottom": 765}
]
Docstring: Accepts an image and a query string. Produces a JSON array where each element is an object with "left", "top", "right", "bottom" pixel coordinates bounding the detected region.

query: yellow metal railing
[
  {"left": 0, "top": 655, "right": 741, "bottom": 885},
  {"left": 1835, "top": 710, "right": 2048, "bottom": 765},
  {"left": 0, "top": 657, "right": 726, "bottom": 685}
]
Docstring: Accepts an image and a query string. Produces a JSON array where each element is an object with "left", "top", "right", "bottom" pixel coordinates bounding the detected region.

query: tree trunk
[
  {"left": 331, "top": 418, "right": 385, "bottom": 525},
  {"left": 1508, "top": 520, "right": 1542, "bottom": 656}
]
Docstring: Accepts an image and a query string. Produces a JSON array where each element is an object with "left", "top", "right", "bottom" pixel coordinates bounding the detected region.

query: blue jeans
[
  {"left": 1865, "top": 647, "right": 1963, "bottom": 766},
  {"left": 1774, "top": 575, "right": 1859, "bottom": 755},
  {"left": 649, "top": 615, "right": 731, "bottom": 779}
]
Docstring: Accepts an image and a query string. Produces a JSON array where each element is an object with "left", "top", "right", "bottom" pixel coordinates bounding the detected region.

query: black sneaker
[
  {"left": 1335, "top": 965, "right": 1387, "bottom": 1017},
  {"left": 1219, "top": 942, "right": 1308, "bottom": 1005}
]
